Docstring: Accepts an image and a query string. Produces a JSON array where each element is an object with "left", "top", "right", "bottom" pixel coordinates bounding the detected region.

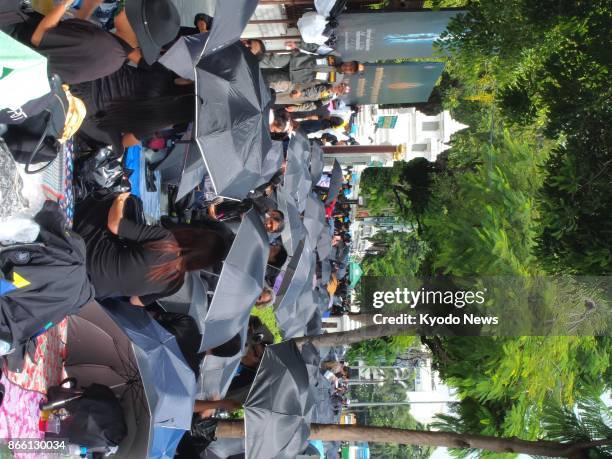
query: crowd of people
[{"left": 1, "top": 0, "right": 360, "bottom": 455}]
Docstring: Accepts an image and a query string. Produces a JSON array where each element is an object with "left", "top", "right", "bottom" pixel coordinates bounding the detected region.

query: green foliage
[
  {"left": 430, "top": 336, "right": 610, "bottom": 457},
  {"left": 346, "top": 336, "right": 419, "bottom": 366},
  {"left": 360, "top": 158, "right": 440, "bottom": 225},
  {"left": 422, "top": 132, "right": 543, "bottom": 277},
  {"left": 538, "top": 389, "right": 612, "bottom": 458},
  {"left": 361, "top": 231, "right": 429, "bottom": 278},
  {"left": 250, "top": 308, "right": 281, "bottom": 343},
  {"left": 436, "top": 0, "right": 612, "bottom": 275}
]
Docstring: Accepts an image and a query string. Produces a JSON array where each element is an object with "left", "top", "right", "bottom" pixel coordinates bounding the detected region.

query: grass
[{"left": 250, "top": 307, "right": 282, "bottom": 343}]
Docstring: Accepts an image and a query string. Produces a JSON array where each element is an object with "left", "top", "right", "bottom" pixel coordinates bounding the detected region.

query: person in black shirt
[
  {"left": 74, "top": 193, "right": 228, "bottom": 305},
  {"left": 26, "top": 0, "right": 179, "bottom": 84}
]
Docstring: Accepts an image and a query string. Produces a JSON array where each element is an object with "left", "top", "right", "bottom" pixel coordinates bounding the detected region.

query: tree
[
  {"left": 214, "top": 420, "right": 611, "bottom": 457},
  {"left": 360, "top": 158, "right": 441, "bottom": 226}
]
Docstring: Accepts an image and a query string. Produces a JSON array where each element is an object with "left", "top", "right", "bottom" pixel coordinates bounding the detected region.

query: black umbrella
[
  {"left": 273, "top": 238, "right": 316, "bottom": 314},
  {"left": 197, "top": 325, "right": 247, "bottom": 401},
  {"left": 325, "top": 159, "right": 344, "bottom": 205},
  {"left": 303, "top": 193, "right": 327, "bottom": 245},
  {"left": 309, "top": 141, "right": 324, "bottom": 183},
  {"left": 281, "top": 133, "right": 313, "bottom": 213},
  {"left": 316, "top": 223, "right": 334, "bottom": 260},
  {"left": 199, "top": 0, "right": 259, "bottom": 58},
  {"left": 64, "top": 300, "right": 197, "bottom": 459},
  {"left": 157, "top": 271, "right": 209, "bottom": 336},
  {"left": 160, "top": 0, "right": 270, "bottom": 200},
  {"left": 160, "top": 0, "right": 259, "bottom": 78},
  {"left": 260, "top": 140, "right": 285, "bottom": 185},
  {"left": 199, "top": 209, "right": 270, "bottom": 351},
  {"left": 194, "top": 42, "right": 273, "bottom": 199},
  {"left": 277, "top": 188, "right": 306, "bottom": 256},
  {"left": 277, "top": 279, "right": 319, "bottom": 339},
  {"left": 244, "top": 341, "right": 315, "bottom": 459}
]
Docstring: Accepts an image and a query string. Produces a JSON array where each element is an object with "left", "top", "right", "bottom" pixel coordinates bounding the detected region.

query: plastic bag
[{"left": 297, "top": 12, "right": 329, "bottom": 45}]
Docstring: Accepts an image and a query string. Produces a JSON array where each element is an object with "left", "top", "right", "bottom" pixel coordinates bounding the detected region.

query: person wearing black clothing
[
  {"left": 22, "top": 0, "right": 179, "bottom": 84},
  {"left": 74, "top": 193, "right": 227, "bottom": 305}
]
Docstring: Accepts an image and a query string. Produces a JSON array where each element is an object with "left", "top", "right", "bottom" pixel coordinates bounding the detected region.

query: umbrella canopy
[
  {"left": 197, "top": 325, "right": 247, "bottom": 401},
  {"left": 277, "top": 188, "right": 306, "bottom": 256},
  {"left": 200, "top": 0, "right": 259, "bottom": 58},
  {"left": 277, "top": 279, "right": 319, "bottom": 339},
  {"left": 194, "top": 41, "right": 272, "bottom": 199},
  {"left": 309, "top": 142, "right": 324, "bottom": 183},
  {"left": 244, "top": 341, "right": 315, "bottom": 459},
  {"left": 65, "top": 300, "right": 197, "bottom": 459},
  {"left": 159, "top": 33, "right": 209, "bottom": 80},
  {"left": 281, "top": 140, "right": 312, "bottom": 213},
  {"left": 303, "top": 193, "right": 326, "bottom": 245},
  {"left": 349, "top": 262, "right": 363, "bottom": 288},
  {"left": 325, "top": 160, "right": 343, "bottom": 205},
  {"left": 260, "top": 140, "right": 285, "bottom": 184},
  {"left": 290, "top": 130, "right": 311, "bottom": 162},
  {"left": 316, "top": 224, "right": 333, "bottom": 260},
  {"left": 319, "top": 260, "right": 332, "bottom": 285},
  {"left": 160, "top": 0, "right": 259, "bottom": 78},
  {"left": 199, "top": 209, "right": 270, "bottom": 352},
  {"left": 157, "top": 271, "right": 209, "bottom": 336},
  {"left": 273, "top": 238, "right": 315, "bottom": 314},
  {"left": 306, "top": 307, "right": 323, "bottom": 337}
]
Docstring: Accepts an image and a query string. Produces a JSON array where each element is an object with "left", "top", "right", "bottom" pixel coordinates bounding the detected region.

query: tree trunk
[
  {"left": 215, "top": 421, "right": 610, "bottom": 457},
  {"left": 292, "top": 323, "right": 414, "bottom": 348}
]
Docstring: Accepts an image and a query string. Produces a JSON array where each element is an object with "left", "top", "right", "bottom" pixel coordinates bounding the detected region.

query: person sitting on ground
[
  {"left": 74, "top": 192, "right": 228, "bottom": 305},
  {"left": 24, "top": 0, "right": 179, "bottom": 84}
]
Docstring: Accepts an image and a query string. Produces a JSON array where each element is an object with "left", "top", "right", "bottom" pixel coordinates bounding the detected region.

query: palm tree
[{"left": 214, "top": 420, "right": 611, "bottom": 457}]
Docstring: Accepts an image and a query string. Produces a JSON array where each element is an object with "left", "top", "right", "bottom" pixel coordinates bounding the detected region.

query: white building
[{"left": 354, "top": 105, "right": 468, "bottom": 163}]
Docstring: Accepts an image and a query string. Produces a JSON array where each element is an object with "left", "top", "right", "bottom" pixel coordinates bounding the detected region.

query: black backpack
[
  {"left": 0, "top": 202, "right": 95, "bottom": 369},
  {"left": 64, "top": 383, "right": 128, "bottom": 448}
]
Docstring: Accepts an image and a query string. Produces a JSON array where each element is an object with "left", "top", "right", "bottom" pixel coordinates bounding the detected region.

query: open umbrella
[
  {"left": 309, "top": 142, "right": 325, "bottom": 183},
  {"left": 244, "top": 341, "right": 315, "bottom": 459},
  {"left": 196, "top": 324, "right": 247, "bottom": 402},
  {"left": 325, "top": 160, "right": 343, "bottom": 205},
  {"left": 160, "top": 0, "right": 259, "bottom": 77},
  {"left": 193, "top": 41, "right": 272, "bottom": 199},
  {"left": 65, "top": 300, "right": 197, "bottom": 459},
  {"left": 277, "top": 188, "right": 306, "bottom": 256},
  {"left": 157, "top": 271, "right": 209, "bottom": 335},
  {"left": 159, "top": 33, "right": 209, "bottom": 80},
  {"left": 281, "top": 133, "right": 312, "bottom": 213},
  {"left": 303, "top": 193, "right": 326, "bottom": 245},
  {"left": 316, "top": 224, "right": 333, "bottom": 260},
  {"left": 160, "top": 0, "right": 271, "bottom": 200},
  {"left": 277, "top": 278, "right": 319, "bottom": 339},
  {"left": 306, "top": 307, "right": 323, "bottom": 337},
  {"left": 273, "top": 239, "right": 315, "bottom": 314},
  {"left": 261, "top": 140, "right": 285, "bottom": 184},
  {"left": 199, "top": 209, "right": 269, "bottom": 352},
  {"left": 290, "top": 130, "right": 311, "bottom": 162},
  {"left": 349, "top": 261, "right": 363, "bottom": 288},
  {"left": 319, "top": 260, "right": 332, "bottom": 285}
]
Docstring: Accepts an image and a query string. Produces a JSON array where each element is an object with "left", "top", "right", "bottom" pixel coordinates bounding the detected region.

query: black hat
[{"left": 125, "top": 0, "right": 181, "bottom": 64}]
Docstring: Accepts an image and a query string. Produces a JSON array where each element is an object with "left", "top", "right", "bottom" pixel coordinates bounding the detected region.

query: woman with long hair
[
  {"left": 78, "top": 92, "right": 195, "bottom": 153},
  {"left": 74, "top": 192, "right": 227, "bottom": 305}
]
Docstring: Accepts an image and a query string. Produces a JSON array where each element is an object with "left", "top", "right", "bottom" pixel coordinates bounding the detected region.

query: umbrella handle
[{"left": 40, "top": 393, "right": 84, "bottom": 411}]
